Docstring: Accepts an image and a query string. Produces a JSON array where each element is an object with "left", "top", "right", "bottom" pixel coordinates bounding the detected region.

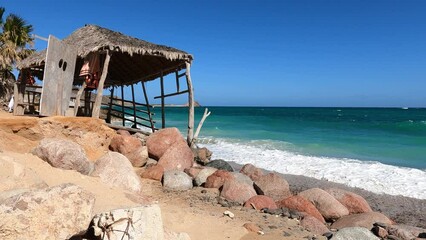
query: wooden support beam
[
  {"left": 185, "top": 61, "right": 195, "bottom": 146},
  {"left": 175, "top": 71, "right": 180, "bottom": 92},
  {"left": 153, "top": 90, "right": 189, "bottom": 99},
  {"left": 92, "top": 51, "right": 111, "bottom": 118},
  {"left": 142, "top": 81, "right": 156, "bottom": 132},
  {"left": 160, "top": 72, "right": 165, "bottom": 129},
  {"left": 121, "top": 84, "right": 125, "bottom": 126},
  {"left": 106, "top": 86, "right": 114, "bottom": 123},
  {"left": 131, "top": 84, "right": 137, "bottom": 126},
  {"left": 74, "top": 81, "right": 87, "bottom": 116},
  {"left": 13, "top": 71, "right": 28, "bottom": 116}
]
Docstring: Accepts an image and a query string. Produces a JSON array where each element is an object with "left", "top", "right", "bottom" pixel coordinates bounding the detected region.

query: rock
[
  {"left": 133, "top": 132, "right": 148, "bottom": 145},
  {"left": 220, "top": 178, "right": 257, "bottom": 204},
  {"left": 205, "top": 159, "right": 234, "bottom": 172},
  {"left": 192, "top": 147, "right": 212, "bottom": 165},
  {"left": 0, "top": 183, "right": 95, "bottom": 240},
  {"left": 141, "top": 164, "right": 164, "bottom": 181},
  {"left": 276, "top": 195, "right": 325, "bottom": 223},
  {"left": 205, "top": 170, "right": 235, "bottom": 189},
  {"left": 240, "top": 163, "right": 264, "bottom": 181},
  {"left": 254, "top": 173, "right": 291, "bottom": 201},
  {"left": 388, "top": 225, "right": 425, "bottom": 240},
  {"left": 89, "top": 205, "right": 164, "bottom": 240},
  {"left": 372, "top": 226, "right": 388, "bottom": 238},
  {"left": 116, "top": 129, "right": 131, "bottom": 136},
  {"left": 233, "top": 172, "right": 254, "bottom": 185},
  {"left": 300, "top": 215, "right": 329, "bottom": 235},
  {"left": 91, "top": 151, "right": 142, "bottom": 192},
  {"left": 299, "top": 188, "right": 349, "bottom": 221},
  {"left": 194, "top": 167, "right": 217, "bottom": 186},
  {"left": 223, "top": 210, "right": 235, "bottom": 218},
  {"left": 163, "top": 170, "right": 193, "bottom": 191},
  {"left": 331, "top": 227, "right": 379, "bottom": 240},
  {"left": 109, "top": 134, "right": 148, "bottom": 167},
  {"left": 325, "top": 188, "right": 373, "bottom": 214},
  {"left": 146, "top": 127, "right": 185, "bottom": 159},
  {"left": 244, "top": 195, "right": 278, "bottom": 210},
  {"left": 32, "top": 138, "right": 93, "bottom": 175},
  {"left": 243, "top": 222, "right": 261, "bottom": 232},
  {"left": 331, "top": 212, "right": 392, "bottom": 230},
  {"left": 0, "top": 155, "right": 47, "bottom": 194},
  {"left": 158, "top": 140, "right": 194, "bottom": 171},
  {"left": 184, "top": 166, "right": 204, "bottom": 179}
]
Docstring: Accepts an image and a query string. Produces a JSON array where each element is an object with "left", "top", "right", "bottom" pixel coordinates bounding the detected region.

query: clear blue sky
[{"left": 3, "top": 0, "right": 426, "bottom": 107}]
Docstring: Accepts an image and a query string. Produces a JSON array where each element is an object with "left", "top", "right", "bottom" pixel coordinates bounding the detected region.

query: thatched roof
[{"left": 17, "top": 24, "right": 193, "bottom": 85}]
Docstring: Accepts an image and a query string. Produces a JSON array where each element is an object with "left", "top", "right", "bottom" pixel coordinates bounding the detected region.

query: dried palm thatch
[{"left": 17, "top": 24, "right": 193, "bottom": 86}]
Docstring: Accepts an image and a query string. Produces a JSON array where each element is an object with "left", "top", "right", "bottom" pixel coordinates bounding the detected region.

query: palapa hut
[{"left": 16, "top": 24, "right": 196, "bottom": 145}]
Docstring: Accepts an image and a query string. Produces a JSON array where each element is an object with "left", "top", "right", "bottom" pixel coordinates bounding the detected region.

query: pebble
[{"left": 223, "top": 210, "right": 234, "bottom": 219}]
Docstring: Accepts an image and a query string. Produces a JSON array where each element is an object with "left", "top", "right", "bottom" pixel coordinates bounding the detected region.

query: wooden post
[
  {"left": 160, "top": 72, "right": 165, "bottom": 129},
  {"left": 13, "top": 70, "right": 28, "bottom": 116},
  {"left": 121, "top": 84, "right": 125, "bottom": 126},
  {"left": 131, "top": 84, "right": 137, "bottom": 127},
  {"left": 185, "top": 61, "right": 195, "bottom": 146},
  {"left": 175, "top": 70, "right": 180, "bottom": 92},
  {"left": 106, "top": 86, "right": 114, "bottom": 123},
  {"left": 92, "top": 51, "right": 111, "bottom": 118},
  {"left": 74, "top": 81, "right": 87, "bottom": 116},
  {"left": 142, "top": 81, "right": 155, "bottom": 132}
]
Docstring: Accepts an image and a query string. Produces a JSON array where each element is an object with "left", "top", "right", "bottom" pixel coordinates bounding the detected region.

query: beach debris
[
  {"left": 258, "top": 231, "right": 265, "bottom": 235},
  {"left": 223, "top": 210, "right": 235, "bottom": 219},
  {"left": 243, "top": 222, "right": 261, "bottom": 232},
  {"left": 191, "top": 108, "right": 211, "bottom": 147}
]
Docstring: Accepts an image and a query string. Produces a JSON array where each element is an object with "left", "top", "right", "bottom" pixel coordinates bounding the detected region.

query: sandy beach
[{"left": 0, "top": 109, "right": 425, "bottom": 239}]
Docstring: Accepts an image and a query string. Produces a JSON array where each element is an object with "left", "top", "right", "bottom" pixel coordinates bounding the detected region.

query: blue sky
[{"left": 3, "top": 0, "right": 426, "bottom": 107}]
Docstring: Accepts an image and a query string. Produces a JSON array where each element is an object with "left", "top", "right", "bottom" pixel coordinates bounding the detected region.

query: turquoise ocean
[{"left": 128, "top": 107, "right": 426, "bottom": 199}]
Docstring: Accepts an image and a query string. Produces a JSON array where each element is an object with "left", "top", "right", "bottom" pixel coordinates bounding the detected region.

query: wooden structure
[{"left": 17, "top": 25, "right": 195, "bottom": 145}]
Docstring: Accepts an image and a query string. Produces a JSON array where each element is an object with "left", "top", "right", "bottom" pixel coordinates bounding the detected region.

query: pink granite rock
[
  {"left": 146, "top": 128, "right": 185, "bottom": 159},
  {"left": 276, "top": 195, "right": 325, "bottom": 223},
  {"left": 254, "top": 173, "right": 291, "bottom": 201},
  {"left": 157, "top": 140, "right": 194, "bottom": 171},
  {"left": 299, "top": 188, "right": 349, "bottom": 221},
  {"left": 300, "top": 215, "right": 329, "bottom": 235},
  {"left": 244, "top": 195, "right": 278, "bottom": 210},
  {"left": 205, "top": 170, "right": 235, "bottom": 189},
  {"left": 220, "top": 178, "right": 257, "bottom": 204},
  {"left": 240, "top": 163, "right": 264, "bottom": 181},
  {"left": 330, "top": 212, "right": 392, "bottom": 230},
  {"left": 325, "top": 188, "right": 373, "bottom": 214}
]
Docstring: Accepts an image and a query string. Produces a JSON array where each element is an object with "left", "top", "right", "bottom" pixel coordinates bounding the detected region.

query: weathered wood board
[{"left": 39, "top": 35, "right": 77, "bottom": 116}]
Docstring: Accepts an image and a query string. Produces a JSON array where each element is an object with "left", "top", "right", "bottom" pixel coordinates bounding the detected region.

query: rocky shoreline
[{"left": 0, "top": 112, "right": 425, "bottom": 240}]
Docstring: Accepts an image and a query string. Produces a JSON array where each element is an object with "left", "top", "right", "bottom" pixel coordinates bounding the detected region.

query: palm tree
[{"left": 0, "top": 7, "right": 34, "bottom": 107}]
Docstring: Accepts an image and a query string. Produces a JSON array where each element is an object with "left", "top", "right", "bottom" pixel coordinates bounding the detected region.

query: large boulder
[
  {"left": 387, "top": 225, "right": 426, "bottom": 240},
  {"left": 146, "top": 128, "right": 185, "bottom": 159},
  {"left": 205, "top": 170, "right": 235, "bottom": 189},
  {"left": 330, "top": 212, "right": 392, "bottom": 230},
  {"left": 276, "top": 195, "right": 325, "bottom": 223},
  {"left": 300, "top": 215, "right": 329, "bottom": 235},
  {"left": 89, "top": 205, "right": 165, "bottom": 240},
  {"left": 244, "top": 195, "right": 278, "bottom": 210},
  {"left": 205, "top": 159, "right": 234, "bottom": 172},
  {"left": 194, "top": 167, "right": 217, "bottom": 186},
  {"left": 325, "top": 188, "right": 372, "bottom": 214},
  {"left": 220, "top": 178, "right": 257, "bottom": 204},
  {"left": 91, "top": 151, "right": 142, "bottom": 192},
  {"left": 0, "top": 183, "right": 95, "bottom": 240},
  {"left": 254, "top": 173, "right": 292, "bottom": 201},
  {"left": 232, "top": 172, "right": 253, "bottom": 186},
  {"left": 331, "top": 227, "right": 379, "bottom": 240},
  {"left": 141, "top": 164, "right": 164, "bottom": 181},
  {"left": 163, "top": 170, "right": 193, "bottom": 191},
  {"left": 158, "top": 140, "right": 194, "bottom": 171},
  {"left": 109, "top": 134, "right": 148, "bottom": 167},
  {"left": 240, "top": 163, "right": 264, "bottom": 181},
  {"left": 299, "top": 188, "right": 349, "bottom": 221},
  {"left": 32, "top": 138, "right": 93, "bottom": 175}
]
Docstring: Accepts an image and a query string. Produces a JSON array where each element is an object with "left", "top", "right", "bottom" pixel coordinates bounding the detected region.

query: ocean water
[{"left": 133, "top": 107, "right": 426, "bottom": 199}]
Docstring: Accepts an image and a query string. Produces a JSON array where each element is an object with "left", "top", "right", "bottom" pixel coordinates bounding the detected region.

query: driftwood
[
  {"left": 185, "top": 61, "right": 195, "bottom": 146},
  {"left": 191, "top": 107, "right": 211, "bottom": 147}
]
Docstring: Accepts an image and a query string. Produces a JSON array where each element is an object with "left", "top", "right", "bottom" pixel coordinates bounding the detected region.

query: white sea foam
[{"left": 199, "top": 137, "right": 426, "bottom": 199}]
